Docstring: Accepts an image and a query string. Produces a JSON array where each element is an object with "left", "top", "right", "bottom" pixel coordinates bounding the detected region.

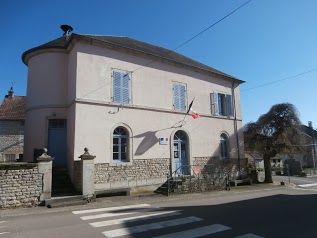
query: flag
[{"left": 187, "top": 99, "right": 201, "bottom": 119}]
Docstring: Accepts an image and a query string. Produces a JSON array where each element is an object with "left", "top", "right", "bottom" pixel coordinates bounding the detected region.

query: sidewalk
[{"left": 0, "top": 182, "right": 290, "bottom": 218}]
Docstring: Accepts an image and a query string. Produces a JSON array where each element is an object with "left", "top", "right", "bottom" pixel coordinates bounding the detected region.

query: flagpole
[{"left": 179, "top": 97, "right": 195, "bottom": 127}]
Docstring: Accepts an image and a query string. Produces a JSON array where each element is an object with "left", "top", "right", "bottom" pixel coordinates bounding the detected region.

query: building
[
  {"left": 0, "top": 87, "right": 25, "bottom": 162},
  {"left": 22, "top": 27, "right": 245, "bottom": 193}
]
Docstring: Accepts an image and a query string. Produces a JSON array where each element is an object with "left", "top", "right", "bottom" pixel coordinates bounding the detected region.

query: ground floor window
[
  {"left": 113, "top": 127, "right": 129, "bottom": 162},
  {"left": 220, "top": 133, "right": 229, "bottom": 159}
]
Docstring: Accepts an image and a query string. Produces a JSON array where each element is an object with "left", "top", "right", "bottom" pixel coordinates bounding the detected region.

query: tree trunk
[{"left": 263, "top": 153, "right": 273, "bottom": 183}]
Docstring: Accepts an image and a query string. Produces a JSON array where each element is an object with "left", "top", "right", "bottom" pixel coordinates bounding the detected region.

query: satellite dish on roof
[{"left": 60, "top": 24, "right": 73, "bottom": 37}]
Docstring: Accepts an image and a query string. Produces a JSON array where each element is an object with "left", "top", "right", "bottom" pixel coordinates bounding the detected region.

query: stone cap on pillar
[
  {"left": 37, "top": 148, "right": 54, "bottom": 162},
  {"left": 79, "top": 148, "right": 96, "bottom": 160}
]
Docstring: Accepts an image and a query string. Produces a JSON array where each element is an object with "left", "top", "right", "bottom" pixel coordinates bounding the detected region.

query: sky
[{"left": 1, "top": 0, "right": 317, "bottom": 127}]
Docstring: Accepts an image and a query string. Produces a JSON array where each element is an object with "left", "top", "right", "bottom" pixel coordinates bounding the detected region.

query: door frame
[{"left": 170, "top": 129, "right": 192, "bottom": 176}]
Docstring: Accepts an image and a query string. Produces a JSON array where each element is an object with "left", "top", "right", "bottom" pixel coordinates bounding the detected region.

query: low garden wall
[{"left": 0, "top": 163, "right": 42, "bottom": 208}]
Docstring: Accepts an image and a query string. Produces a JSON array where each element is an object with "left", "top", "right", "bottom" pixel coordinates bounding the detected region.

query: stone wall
[
  {"left": 73, "top": 161, "right": 82, "bottom": 192},
  {"left": 94, "top": 158, "right": 170, "bottom": 190},
  {"left": 0, "top": 163, "right": 42, "bottom": 208},
  {"left": 194, "top": 157, "right": 248, "bottom": 179},
  {"left": 0, "top": 121, "right": 24, "bottom": 162}
]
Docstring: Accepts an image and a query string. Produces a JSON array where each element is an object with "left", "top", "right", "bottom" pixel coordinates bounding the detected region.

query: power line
[
  {"left": 78, "top": 0, "right": 254, "bottom": 99},
  {"left": 131, "top": 0, "right": 254, "bottom": 75},
  {"left": 241, "top": 68, "right": 317, "bottom": 92}
]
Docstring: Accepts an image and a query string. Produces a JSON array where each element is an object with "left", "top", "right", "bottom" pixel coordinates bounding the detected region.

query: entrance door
[
  {"left": 173, "top": 130, "right": 188, "bottom": 175},
  {"left": 48, "top": 119, "right": 67, "bottom": 168}
]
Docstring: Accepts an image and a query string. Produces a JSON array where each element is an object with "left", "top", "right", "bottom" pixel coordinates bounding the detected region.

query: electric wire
[
  {"left": 241, "top": 68, "right": 317, "bottom": 92},
  {"left": 78, "top": 0, "right": 254, "bottom": 99}
]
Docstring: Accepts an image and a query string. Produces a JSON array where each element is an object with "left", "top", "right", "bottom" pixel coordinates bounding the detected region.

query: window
[
  {"left": 5, "top": 154, "right": 16, "bottom": 162},
  {"left": 220, "top": 133, "right": 229, "bottom": 160},
  {"left": 211, "top": 92, "right": 233, "bottom": 117},
  {"left": 112, "top": 70, "right": 131, "bottom": 105},
  {"left": 113, "top": 127, "right": 129, "bottom": 162},
  {"left": 173, "top": 83, "right": 186, "bottom": 112}
]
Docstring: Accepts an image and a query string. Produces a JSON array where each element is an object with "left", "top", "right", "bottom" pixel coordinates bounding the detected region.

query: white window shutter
[
  {"left": 173, "top": 84, "right": 180, "bottom": 110},
  {"left": 226, "top": 94, "right": 233, "bottom": 117},
  {"left": 113, "top": 71, "right": 122, "bottom": 103},
  {"left": 210, "top": 93, "right": 214, "bottom": 114},
  {"left": 122, "top": 73, "right": 130, "bottom": 104},
  {"left": 179, "top": 84, "right": 186, "bottom": 111},
  {"left": 213, "top": 92, "right": 219, "bottom": 115}
]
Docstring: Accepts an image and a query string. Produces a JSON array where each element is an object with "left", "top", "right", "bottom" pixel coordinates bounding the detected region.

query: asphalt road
[{"left": 1, "top": 183, "right": 317, "bottom": 238}]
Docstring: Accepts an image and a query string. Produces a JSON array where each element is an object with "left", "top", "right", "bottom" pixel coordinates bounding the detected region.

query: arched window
[
  {"left": 220, "top": 133, "right": 229, "bottom": 160},
  {"left": 113, "top": 127, "right": 129, "bottom": 162}
]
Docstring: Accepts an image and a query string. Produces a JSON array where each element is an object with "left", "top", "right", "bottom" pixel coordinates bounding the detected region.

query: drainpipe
[{"left": 232, "top": 82, "right": 241, "bottom": 171}]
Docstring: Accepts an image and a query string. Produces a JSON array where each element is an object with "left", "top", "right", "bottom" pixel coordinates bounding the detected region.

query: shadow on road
[{"left": 113, "top": 193, "right": 317, "bottom": 238}]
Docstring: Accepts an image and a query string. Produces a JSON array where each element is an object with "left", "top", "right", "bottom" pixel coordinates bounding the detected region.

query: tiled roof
[
  {"left": 22, "top": 34, "right": 244, "bottom": 83},
  {"left": 0, "top": 96, "right": 26, "bottom": 120},
  {"left": 301, "top": 125, "right": 317, "bottom": 138}
]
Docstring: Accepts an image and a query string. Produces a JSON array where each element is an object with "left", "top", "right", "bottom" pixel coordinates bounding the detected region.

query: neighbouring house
[
  {"left": 246, "top": 124, "right": 317, "bottom": 172},
  {"left": 0, "top": 87, "right": 25, "bottom": 162},
  {"left": 22, "top": 27, "right": 245, "bottom": 194}
]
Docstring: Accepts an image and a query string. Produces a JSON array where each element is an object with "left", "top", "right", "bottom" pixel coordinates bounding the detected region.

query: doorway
[
  {"left": 48, "top": 119, "right": 67, "bottom": 168},
  {"left": 173, "top": 130, "right": 189, "bottom": 175}
]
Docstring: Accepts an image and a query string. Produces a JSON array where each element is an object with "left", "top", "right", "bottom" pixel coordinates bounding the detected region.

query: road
[{"left": 1, "top": 182, "right": 317, "bottom": 238}]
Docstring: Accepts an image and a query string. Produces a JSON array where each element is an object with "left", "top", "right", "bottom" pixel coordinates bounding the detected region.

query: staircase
[
  {"left": 52, "top": 168, "right": 78, "bottom": 197},
  {"left": 46, "top": 168, "right": 87, "bottom": 208}
]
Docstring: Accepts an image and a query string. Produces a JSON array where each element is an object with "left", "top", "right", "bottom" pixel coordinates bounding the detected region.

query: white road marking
[
  {"left": 90, "top": 210, "right": 180, "bottom": 227},
  {"left": 152, "top": 224, "right": 231, "bottom": 238},
  {"left": 0, "top": 227, "right": 8, "bottom": 229},
  {"left": 234, "top": 233, "right": 264, "bottom": 238},
  {"left": 0, "top": 222, "right": 7, "bottom": 224},
  {"left": 73, "top": 203, "right": 151, "bottom": 214},
  {"left": 80, "top": 207, "right": 162, "bottom": 220},
  {"left": 298, "top": 183, "right": 317, "bottom": 188},
  {"left": 0, "top": 232, "right": 10, "bottom": 235},
  {"left": 102, "top": 216, "right": 203, "bottom": 238}
]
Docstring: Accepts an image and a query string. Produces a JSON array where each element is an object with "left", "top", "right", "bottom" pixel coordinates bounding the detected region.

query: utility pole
[{"left": 309, "top": 121, "right": 316, "bottom": 168}]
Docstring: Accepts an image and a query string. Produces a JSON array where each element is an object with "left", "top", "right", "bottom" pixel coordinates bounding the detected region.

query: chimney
[
  {"left": 60, "top": 25, "right": 73, "bottom": 41},
  {"left": 5, "top": 87, "right": 14, "bottom": 99}
]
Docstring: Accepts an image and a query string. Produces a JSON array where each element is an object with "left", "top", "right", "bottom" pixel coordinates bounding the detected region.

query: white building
[{"left": 22, "top": 29, "right": 245, "bottom": 193}]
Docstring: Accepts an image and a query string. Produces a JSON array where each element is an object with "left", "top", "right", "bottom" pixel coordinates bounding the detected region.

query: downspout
[{"left": 232, "top": 82, "right": 241, "bottom": 171}]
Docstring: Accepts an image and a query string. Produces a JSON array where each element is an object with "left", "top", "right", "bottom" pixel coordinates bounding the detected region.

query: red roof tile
[{"left": 0, "top": 96, "right": 26, "bottom": 120}]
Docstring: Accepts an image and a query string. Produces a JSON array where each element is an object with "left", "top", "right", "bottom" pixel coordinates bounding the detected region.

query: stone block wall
[
  {"left": 94, "top": 158, "right": 170, "bottom": 189},
  {"left": 73, "top": 161, "right": 82, "bottom": 192},
  {"left": 194, "top": 157, "right": 248, "bottom": 179},
  {"left": 0, "top": 163, "right": 42, "bottom": 209},
  {"left": 0, "top": 121, "right": 24, "bottom": 162}
]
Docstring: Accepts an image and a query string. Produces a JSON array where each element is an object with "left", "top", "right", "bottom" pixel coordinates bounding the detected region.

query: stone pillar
[
  {"left": 37, "top": 148, "right": 54, "bottom": 201},
  {"left": 79, "top": 148, "right": 95, "bottom": 200}
]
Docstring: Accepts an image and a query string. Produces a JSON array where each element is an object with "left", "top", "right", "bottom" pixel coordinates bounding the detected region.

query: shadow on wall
[
  {"left": 193, "top": 127, "right": 246, "bottom": 177},
  {"left": 133, "top": 131, "right": 159, "bottom": 156}
]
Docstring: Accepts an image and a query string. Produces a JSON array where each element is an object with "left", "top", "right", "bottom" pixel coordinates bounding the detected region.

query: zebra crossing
[
  {"left": 0, "top": 221, "right": 10, "bottom": 236},
  {"left": 72, "top": 204, "right": 264, "bottom": 238}
]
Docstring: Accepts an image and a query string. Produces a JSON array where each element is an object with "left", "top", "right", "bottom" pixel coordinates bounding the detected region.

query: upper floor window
[
  {"left": 211, "top": 92, "right": 233, "bottom": 117},
  {"left": 112, "top": 70, "right": 131, "bottom": 105},
  {"left": 173, "top": 82, "right": 187, "bottom": 112},
  {"left": 113, "top": 126, "right": 129, "bottom": 162}
]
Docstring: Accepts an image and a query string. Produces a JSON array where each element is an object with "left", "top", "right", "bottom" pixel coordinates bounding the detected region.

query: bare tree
[{"left": 244, "top": 103, "right": 304, "bottom": 183}]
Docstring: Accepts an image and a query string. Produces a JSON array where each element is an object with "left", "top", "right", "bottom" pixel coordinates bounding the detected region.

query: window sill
[{"left": 109, "top": 161, "right": 133, "bottom": 167}]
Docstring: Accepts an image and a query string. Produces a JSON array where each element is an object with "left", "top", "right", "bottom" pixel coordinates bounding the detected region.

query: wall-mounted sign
[{"left": 159, "top": 137, "right": 169, "bottom": 145}]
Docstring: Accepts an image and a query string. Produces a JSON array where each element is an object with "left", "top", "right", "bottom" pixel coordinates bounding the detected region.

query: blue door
[
  {"left": 173, "top": 130, "right": 188, "bottom": 175},
  {"left": 48, "top": 119, "right": 67, "bottom": 168}
]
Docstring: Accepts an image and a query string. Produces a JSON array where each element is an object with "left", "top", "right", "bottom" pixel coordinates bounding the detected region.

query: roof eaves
[{"left": 78, "top": 34, "right": 245, "bottom": 84}]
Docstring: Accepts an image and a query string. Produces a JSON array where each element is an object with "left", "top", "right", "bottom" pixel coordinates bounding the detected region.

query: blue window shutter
[
  {"left": 113, "top": 71, "right": 121, "bottom": 103},
  {"left": 173, "top": 84, "right": 180, "bottom": 110},
  {"left": 122, "top": 73, "right": 130, "bottom": 104},
  {"left": 213, "top": 92, "right": 219, "bottom": 115},
  {"left": 179, "top": 84, "right": 186, "bottom": 111},
  {"left": 226, "top": 94, "right": 233, "bottom": 117}
]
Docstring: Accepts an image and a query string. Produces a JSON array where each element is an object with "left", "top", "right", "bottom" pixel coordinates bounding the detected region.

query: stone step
[{"left": 45, "top": 195, "right": 88, "bottom": 208}]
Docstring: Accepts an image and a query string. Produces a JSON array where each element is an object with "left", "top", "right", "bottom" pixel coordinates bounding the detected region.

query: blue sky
[{"left": 1, "top": 0, "right": 317, "bottom": 127}]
